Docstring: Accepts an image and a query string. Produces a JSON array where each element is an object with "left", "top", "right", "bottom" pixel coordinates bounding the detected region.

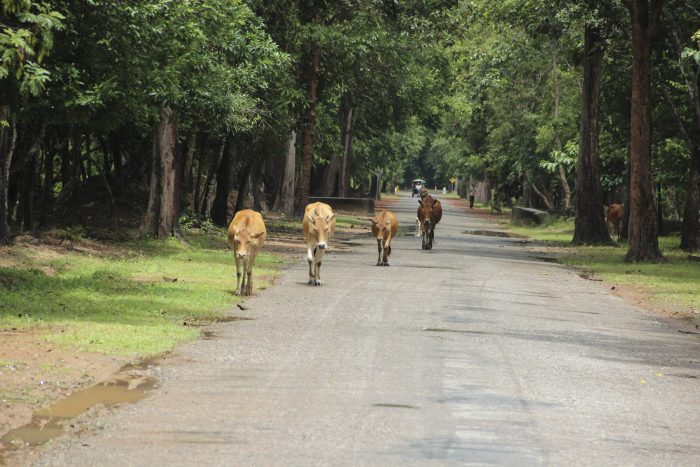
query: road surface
[{"left": 34, "top": 193, "right": 700, "bottom": 466}]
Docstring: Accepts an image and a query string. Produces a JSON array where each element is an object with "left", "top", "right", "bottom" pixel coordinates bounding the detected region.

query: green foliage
[{"left": 0, "top": 0, "right": 63, "bottom": 100}]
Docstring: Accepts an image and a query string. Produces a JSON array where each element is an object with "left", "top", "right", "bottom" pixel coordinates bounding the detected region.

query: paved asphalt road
[{"left": 35, "top": 193, "right": 700, "bottom": 466}]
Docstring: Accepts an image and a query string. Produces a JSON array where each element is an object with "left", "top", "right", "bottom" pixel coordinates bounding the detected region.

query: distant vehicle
[{"left": 411, "top": 179, "right": 426, "bottom": 197}]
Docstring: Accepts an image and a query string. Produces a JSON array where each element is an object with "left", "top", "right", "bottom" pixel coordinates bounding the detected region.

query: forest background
[{"left": 1, "top": 0, "right": 699, "bottom": 261}]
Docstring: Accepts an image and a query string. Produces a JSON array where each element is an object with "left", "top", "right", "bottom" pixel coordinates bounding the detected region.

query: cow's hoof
[
  {"left": 383, "top": 262, "right": 390, "bottom": 266},
  {"left": 314, "top": 279, "right": 322, "bottom": 286},
  {"left": 376, "top": 262, "right": 382, "bottom": 266},
  {"left": 234, "top": 289, "right": 242, "bottom": 296},
  {"left": 308, "top": 279, "right": 315, "bottom": 285}
]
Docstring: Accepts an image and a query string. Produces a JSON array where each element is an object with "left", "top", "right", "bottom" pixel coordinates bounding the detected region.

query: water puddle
[
  {"left": 463, "top": 230, "right": 527, "bottom": 239},
  {"left": 0, "top": 366, "right": 155, "bottom": 460}
]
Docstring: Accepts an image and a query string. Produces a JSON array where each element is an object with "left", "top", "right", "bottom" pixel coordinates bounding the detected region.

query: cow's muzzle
[{"left": 317, "top": 243, "right": 327, "bottom": 250}]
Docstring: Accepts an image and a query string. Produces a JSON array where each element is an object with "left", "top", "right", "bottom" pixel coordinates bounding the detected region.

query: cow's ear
[
  {"left": 432, "top": 199, "right": 438, "bottom": 207},
  {"left": 306, "top": 214, "right": 316, "bottom": 225},
  {"left": 327, "top": 213, "right": 336, "bottom": 222},
  {"left": 418, "top": 200, "right": 423, "bottom": 207},
  {"left": 252, "top": 231, "right": 265, "bottom": 239},
  {"left": 370, "top": 218, "right": 377, "bottom": 225}
]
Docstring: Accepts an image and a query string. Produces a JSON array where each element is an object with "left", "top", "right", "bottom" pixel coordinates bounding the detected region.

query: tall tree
[
  {"left": 622, "top": 0, "right": 665, "bottom": 262},
  {"left": 573, "top": 25, "right": 612, "bottom": 244},
  {"left": 141, "top": 106, "right": 180, "bottom": 239},
  {"left": 294, "top": 44, "right": 319, "bottom": 212}
]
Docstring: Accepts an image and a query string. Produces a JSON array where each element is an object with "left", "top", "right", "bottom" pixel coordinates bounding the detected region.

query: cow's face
[
  {"left": 307, "top": 213, "right": 335, "bottom": 249},
  {"left": 233, "top": 229, "right": 263, "bottom": 258},
  {"left": 371, "top": 218, "right": 389, "bottom": 241},
  {"left": 418, "top": 198, "right": 438, "bottom": 229}
]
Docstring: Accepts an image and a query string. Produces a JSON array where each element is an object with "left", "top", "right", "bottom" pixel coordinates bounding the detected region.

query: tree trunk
[
  {"left": 41, "top": 140, "right": 54, "bottom": 220},
  {"left": 252, "top": 161, "right": 267, "bottom": 212},
  {"left": 272, "top": 130, "right": 296, "bottom": 216},
  {"left": 234, "top": 163, "right": 254, "bottom": 214},
  {"left": 551, "top": 44, "right": 572, "bottom": 214},
  {"left": 141, "top": 106, "right": 180, "bottom": 239},
  {"left": 211, "top": 135, "right": 235, "bottom": 227},
  {"left": 20, "top": 152, "right": 37, "bottom": 232},
  {"left": 339, "top": 102, "right": 355, "bottom": 197},
  {"left": 573, "top": 25, "right": 611, "bottom": 245},
  {"left": 0, "top": 105, "right": 17, "bottom": 244},
  {"left": 182, "top": 130, "right": 197, "bottom": 208},
  {"left": 294, "top": 44, "right": 319, "bottom": 212},
  {"left": 319, "top": 153, "right": 340, "bottom": 196},
  {"left": 193, "top": 136, "right": 206, "bottom": 215},
  {"left": 676, "top": 35, "right": 700, "bottom": 250},
  {"left": 623, "top": 0, "right": 665, "bottom": 261},
  {"left": 680, "top": 113, "right": 700, "bottom": 251},
  {"left": 110, "top": 132, "right": 123, "bottom": 192},
  {"left": 532, "top": 182, "right": 555, "bottom": 211},
  {"left": 199, "top": 137, "right": 226, "bottom": 217}
]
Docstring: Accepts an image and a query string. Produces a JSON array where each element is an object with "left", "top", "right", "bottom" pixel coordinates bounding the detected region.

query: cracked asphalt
[{"left": 34, "top": 193, "right": 700, "bottom": 466}]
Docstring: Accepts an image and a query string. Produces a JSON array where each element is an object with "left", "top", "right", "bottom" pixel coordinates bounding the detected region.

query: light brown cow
[
  {"left": 606, "top": 203, "right": 624, "bottom": 241},
  {"left": 303, "top": 202, "right": 336, "bottom": 286},
  {"left": 371, "top": 210, "right": 399, "bottom": 266},
  {"left": 227, "top": 209, "right": 266, "bottom": 296},
  {"left": 417, "top": 194, "right": 442, "bottom": 250}
]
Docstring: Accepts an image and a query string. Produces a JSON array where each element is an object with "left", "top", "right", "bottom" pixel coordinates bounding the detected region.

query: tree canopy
[{"left": 0, "top": 0, "right": 698, "bottom": 259}]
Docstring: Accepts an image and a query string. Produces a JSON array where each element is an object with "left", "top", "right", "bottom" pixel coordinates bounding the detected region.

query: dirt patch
[{"left": 0, "top": 329, "right": 126, "bottom": 460}]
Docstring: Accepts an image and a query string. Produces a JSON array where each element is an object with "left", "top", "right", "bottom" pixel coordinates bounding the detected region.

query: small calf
[
  {"left": 303, "top": 202, "right": 336, "bottom": 286},
  {"left": 371, "top": 210, "right": 399, "bottom": 266},
  {"left": 227, "top": 209, "right": 266, "bottom": 296},
  {"left": 606, "top": 203, "right": 624, "bottom": 241}
]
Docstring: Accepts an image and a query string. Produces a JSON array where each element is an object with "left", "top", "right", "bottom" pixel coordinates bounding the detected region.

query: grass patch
[
  {"left": 508, "top": 218, "right": 700, "bottom": 313},
  {"left": 0, "top": 228, "right": 286, "bottom": 357}
]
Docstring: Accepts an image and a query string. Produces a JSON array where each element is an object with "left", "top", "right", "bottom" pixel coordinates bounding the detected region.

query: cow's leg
[
  {"left": 245, "top": 252, "right": 256, "bottom": 295},
  {"left": 427, "top": 226, "right": 434, "bottom": 250},
  {"left": 307, "top": 246, "right": 316, "bottom": 285},
  {"left": 383, "top": 236, "right": 391, "bottom": 265},
  {"left": 314, "top": 248, "right": 325, "bottom": 285},
  {"left": 376, "top": 238, "right": 383, "bottom": 266},
  {"left": 234, "top": 255, "right": 243, "bottom": 295},
  {"left": 239, "top": 257, "right": 249, "bottom": 296}
]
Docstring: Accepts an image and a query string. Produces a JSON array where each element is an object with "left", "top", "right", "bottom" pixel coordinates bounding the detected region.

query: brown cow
[
  {"left": 227, "top": 209, "right": 266, "bottom": 296},
  {"left": 417, "top": 194, "right": 442, "bottom": 250},
  {"left": 371, "top": 210, "right": 399, "bottom": 266},
  {"left": 303, "top": 202, "right": 336, "bottom": 286},
  {"left": 606, "top": 203, "right": 624, "bottom": 241}
]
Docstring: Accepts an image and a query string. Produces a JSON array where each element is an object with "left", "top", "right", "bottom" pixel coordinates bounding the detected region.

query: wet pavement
[{"left": 29, "top": 193, "right": 700, "bottom": 466}]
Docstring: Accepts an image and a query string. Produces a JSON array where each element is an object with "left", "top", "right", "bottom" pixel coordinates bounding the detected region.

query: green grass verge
[
  {"left": 508, "top": 218, "right": 700, "bottom": 313},
  {"left": 0, "top": 228, "right": 286, "bottom": 357}
]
